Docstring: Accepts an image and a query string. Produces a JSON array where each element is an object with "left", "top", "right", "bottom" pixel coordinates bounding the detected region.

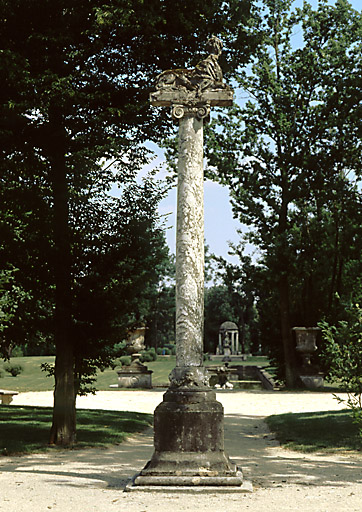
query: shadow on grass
[
  {"left": 0, "top": 405, "right": 153, "bottom": 456},
  {"left": 266, "top": 409, "right": 362, "bottom": 453}
]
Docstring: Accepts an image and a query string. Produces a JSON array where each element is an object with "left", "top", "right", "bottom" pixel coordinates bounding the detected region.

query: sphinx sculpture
[
  {"left": 155, "top": 35, "right": 229, "bottom": 96},
  {"left": 150, "top": 36, "right": 233, "bottom": 118}
]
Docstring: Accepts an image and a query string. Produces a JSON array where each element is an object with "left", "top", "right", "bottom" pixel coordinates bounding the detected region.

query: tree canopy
[
  {"left": 206, "top": 0, "right": 362, "bottom": 385},
  {"left": 1, "top": 0, "right": 255, "bottom": 443}
]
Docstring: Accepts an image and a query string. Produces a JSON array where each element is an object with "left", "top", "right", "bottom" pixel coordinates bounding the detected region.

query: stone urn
[
  {"left": 293, "top": 327, "right": 320, "bottom": 368},
  {"left": 293, "top": 327, "right": 323, "bottom": 389},
  {"left": 113, "top": 326, "right": 153, "bottom": 389},
  {"left": 125, "top": 326, "right": 147, "bottom": 357}
]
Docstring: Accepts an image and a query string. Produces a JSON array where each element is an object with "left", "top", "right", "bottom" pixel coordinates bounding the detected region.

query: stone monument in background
[
  {"left": 218, "top": 321, "right": 240, "bottom": 356},
  {"left": 128, "top": 36, "right": 251, "bottom": 491},
  {"left": 293, "top": 326, "right": 324, "bottom": 389},
  {"left": 112, "top": 327, "right": 153, "bottom": 389}
]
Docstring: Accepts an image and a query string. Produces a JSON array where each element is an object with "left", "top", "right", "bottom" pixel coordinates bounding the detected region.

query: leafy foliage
[
  {"left": 144, "top": 255, "right": 176, "bottom": 350},
  {"left": 0, "top": 269, "right": 30, "bottom": 351},
  {"left": 320, "top": 298, "right": 362, "bottom": 436},
  {"left": 205, "top": 0, "right": 362, "bottom": 385},
  {"left": 3, "top": 363, "right": 24, "bottom": 377},
  {"left": 204, "top": 285, "right": 236, "bottom": 353}
]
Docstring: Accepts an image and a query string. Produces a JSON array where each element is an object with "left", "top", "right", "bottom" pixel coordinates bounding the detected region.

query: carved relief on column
[{"left": 168, "top": 112, "right": 207, "bottom": 389}]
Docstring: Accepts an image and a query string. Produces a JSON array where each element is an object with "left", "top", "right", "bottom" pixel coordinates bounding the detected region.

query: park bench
[{"left": 0, "top": 389, "right": 18, "bottom": 405}]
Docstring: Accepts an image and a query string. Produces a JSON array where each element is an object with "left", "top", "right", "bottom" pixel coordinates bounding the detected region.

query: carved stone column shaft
[{"left": 176, "top": 114, "right": 204, "bottom": 369}]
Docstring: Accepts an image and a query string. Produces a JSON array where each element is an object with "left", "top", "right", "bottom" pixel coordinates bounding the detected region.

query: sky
[{"left": 113, "top": 0, "right": 361, "bottom": 265}]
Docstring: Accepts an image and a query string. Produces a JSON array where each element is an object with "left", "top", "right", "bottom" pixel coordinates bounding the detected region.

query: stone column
[{"left": 127, "top": 36, "right": 251, "bottom": 492}]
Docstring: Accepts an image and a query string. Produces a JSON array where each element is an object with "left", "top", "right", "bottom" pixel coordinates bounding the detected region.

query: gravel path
[{"left": 1, "top": 390, "right": 362, "bottom": 511}]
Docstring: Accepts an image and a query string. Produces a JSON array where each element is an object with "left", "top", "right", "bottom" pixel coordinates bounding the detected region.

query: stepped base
[
  {"left": 125, "top": 472, "right": 253, "bottom": 493},
  {"left": 128, "top": 385, "right": 251, "bottom": 492}
]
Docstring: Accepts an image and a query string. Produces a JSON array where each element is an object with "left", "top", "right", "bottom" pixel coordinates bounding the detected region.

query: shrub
[
  {"left": 156, "top": 347, "right": 163, "bottom": 355},
  {"left": 146, "top": 347, "right": 157, "bottom": 361},
  {"left": 139, "top": 347, "right": 157, "bottom": 363},
  {"left": 320, "top": 300, "right": 362, "bottom": 437},
  {"left": 109, "top": 359, "right": 121, "bottom": 370},
  {"left": 4, "top": 363, "right": 24, "bottom": 377},
  {"left": 11, "top": 346, "right": 24, "bottom": 357},
  {"left": 140, "top": 352, "right": 153, "bottom": 363},
  {"left": 119, "top": 356, "right": 132, "bottom": 367},
  {"left": 0, "top": 369, "right": 4, "bottom": 378},
  {"left": 164, "top": 343, "right": 176, "bottom": 355}
]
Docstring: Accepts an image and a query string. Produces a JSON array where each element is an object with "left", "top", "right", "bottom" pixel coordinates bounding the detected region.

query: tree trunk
[
  {"left": 278, "top": 165, "right": 297, "bottom": 388},
  {"left": 279, "top": 274, "right": 297, "bottom": 388},
  {"left": 48, "top": 105, "right": 76, "bottom": 446}
]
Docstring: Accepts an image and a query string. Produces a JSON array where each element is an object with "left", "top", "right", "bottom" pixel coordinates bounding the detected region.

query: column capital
[
  {"left": 150, "top": 89, "right": 233, "bottom": 121},
  {"left": 150, "top": 88, "right": 233, "bottom": 108},
  {"left": 171, "top": 102, "right": 210, "bottom": 122}
]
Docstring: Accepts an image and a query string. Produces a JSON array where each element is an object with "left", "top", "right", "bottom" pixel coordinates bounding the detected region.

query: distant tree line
[{"left": 205, "top": 0, "right": 362, "bottom": 385}]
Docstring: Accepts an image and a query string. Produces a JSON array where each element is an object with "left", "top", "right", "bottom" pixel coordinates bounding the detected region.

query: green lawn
[
  {"left": 0, "top": 405, "right": 152, "bottom": 455},
  {"left": 0, "top": 355, "right": 177, "bottom": 392},
  {"left": 0, "top": 355, "right": 273, "bottom": 392},
  {"left": 266, "top": 410, "right": 362, "bottom": 453},
  {"left": 0, "top": 356, "right": 55, "bottom": 392}
]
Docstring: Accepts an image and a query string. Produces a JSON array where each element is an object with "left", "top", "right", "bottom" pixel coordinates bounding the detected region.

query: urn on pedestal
[
  {"left": 115, "top": 327, "right": 153, "bottom": 389},
  {"left": 293, "top": 327, "right": 324, "bottom": 389}
]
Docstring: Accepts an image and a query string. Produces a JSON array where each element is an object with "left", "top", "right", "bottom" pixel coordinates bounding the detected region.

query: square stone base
[
  {"left": 116, "top": 371, "right": 152, "bottom": 388},
  {"left": 125, "top": 386, "right": 252, "bottom": 493}
]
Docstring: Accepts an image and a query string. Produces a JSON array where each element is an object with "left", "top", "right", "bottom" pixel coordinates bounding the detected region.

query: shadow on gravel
[
  {"left": 1, "top": 415, "right": 362, "bottom": 491},
  {"left": 0, "top": 428, "right": 154, "bottom": 489},
  {"left": 224, "top": 414, "right": 362, "bottom": 490}
]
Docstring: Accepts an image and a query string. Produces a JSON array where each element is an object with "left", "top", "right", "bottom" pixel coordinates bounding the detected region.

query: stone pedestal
[
  {"left": 299, "top": 374, "right": 324, "bottom": 389},
  {"left": 113, "top": 326, "right": 152, "bottom": 389},
  {"left": 115, "top": 360, "right": 153, "bottom": 389},
  {"left": 132, "top": 387, "right": 244, "bottom": 487}
]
